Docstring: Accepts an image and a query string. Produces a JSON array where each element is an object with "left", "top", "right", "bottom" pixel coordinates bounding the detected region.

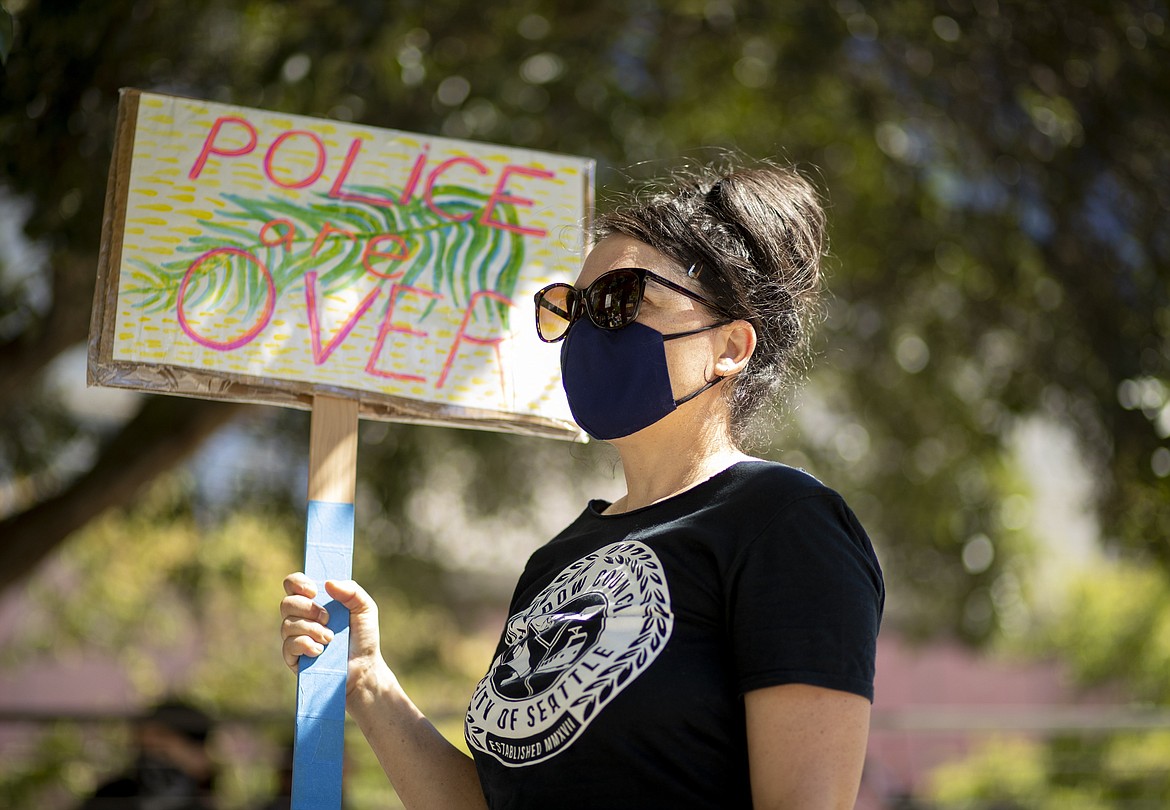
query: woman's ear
[{"left": 716, "top": 320, "right": 756, "bottom": 376}]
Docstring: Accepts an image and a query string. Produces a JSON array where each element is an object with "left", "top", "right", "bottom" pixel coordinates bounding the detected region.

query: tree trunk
[{"left": 0, "top": 395, "right": 250, "bottom": 595}]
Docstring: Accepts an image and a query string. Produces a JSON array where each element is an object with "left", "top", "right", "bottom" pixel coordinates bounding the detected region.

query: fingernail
[
  {"left": 313, "top": 643, "right": 325, "bottom": 654},
  {"left": 323, "top": 630, "right": 334, "bottom": 643}
]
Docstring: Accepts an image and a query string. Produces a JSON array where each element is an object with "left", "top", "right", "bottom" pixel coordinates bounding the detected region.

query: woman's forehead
[{"left": 576, "top": 234, "right": 686, "bottom": 286}]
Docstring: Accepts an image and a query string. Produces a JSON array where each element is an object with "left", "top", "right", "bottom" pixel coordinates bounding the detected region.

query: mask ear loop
[
  {"left": 660, "top": 318, "right": 737, "bottom": 407},
  {"left": 673, "top": 358, "right": 748, "bottom": 407},
  {"left": 672, "top": 375, "right": 724, "bottom": 406}
]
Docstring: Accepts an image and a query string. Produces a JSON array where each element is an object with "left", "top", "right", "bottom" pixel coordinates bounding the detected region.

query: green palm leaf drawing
[{"left": 124, "top": 184, "right": 528, "bottom": 330}]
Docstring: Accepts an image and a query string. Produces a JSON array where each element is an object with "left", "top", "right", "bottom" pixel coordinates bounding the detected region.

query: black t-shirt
[{"left": 465, "top": 461, "right": 884, "bottom": 809}]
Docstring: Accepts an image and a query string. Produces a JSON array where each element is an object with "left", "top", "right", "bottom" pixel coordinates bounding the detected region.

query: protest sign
[{"left": 90, "top": 89, "right": 592, "bottom": 439}]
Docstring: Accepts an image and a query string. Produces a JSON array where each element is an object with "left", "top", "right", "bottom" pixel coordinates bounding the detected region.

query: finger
[
  {"left": 283, "top": 572, "right": 317, "bottom": 599},
  {"left": 281, "top": 616, "right": 335, "bottom": 646},
  {"left": 280, "top": 594, "right": 329, "bottom": 624},
  {"left": 283, "top": 635, "right": 326, "bottom": 672}
]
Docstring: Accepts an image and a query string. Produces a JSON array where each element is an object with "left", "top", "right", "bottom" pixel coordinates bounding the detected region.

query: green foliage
[
  {"left": 0, "top": 474, "right": 500, "bottom": 809},
  {"left": 1028, "top": 562, "right": 1170, "bottom": 704},
  {"left": 928, "top": 731, "right": 1170, "bottom": 809},
  {"left": 930, "top": 736, "right": 1049, "bottom": 809},
  {"left": 0, "top": 723, "right": 128, "bottom": 810},
  {"left": 1101, "top": 731, "right": 1170, "bottom": 801},
  {"left": 129, "top": 185, "right": 527, "bottom": 328},
  {"left": 9, "top": 480, "right": 292, "bottom": 704},
  {"left": 923, "top": 559, "right": 1170, "bottom": 808}
]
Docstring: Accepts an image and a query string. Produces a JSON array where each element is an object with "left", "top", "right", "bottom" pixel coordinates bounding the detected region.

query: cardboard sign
[{"left": 89, "top": 89, "right": 592, "bottom": 440}]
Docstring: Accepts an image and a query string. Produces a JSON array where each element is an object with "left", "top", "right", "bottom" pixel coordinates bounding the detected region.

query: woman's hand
[
  {"left": 280, "top": 573, "right": 390, "bottom": 699},
  {"left": 281, "top": 573, "right": 487, "bottom": 809}
]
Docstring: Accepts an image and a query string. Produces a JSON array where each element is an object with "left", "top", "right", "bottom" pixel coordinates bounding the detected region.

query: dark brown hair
[{"left": 596, "top": 161, "right": 827, "bottom": 448}]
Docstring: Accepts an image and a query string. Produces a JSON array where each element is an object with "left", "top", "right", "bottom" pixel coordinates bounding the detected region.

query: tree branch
[{"left": 0, "top": 395, "right": 252, "bottom": 595}]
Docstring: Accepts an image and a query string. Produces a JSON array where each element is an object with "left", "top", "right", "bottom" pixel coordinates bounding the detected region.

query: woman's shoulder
[
  {"left": 714, "top": 461, "right": 876, "bottom": 561},
  {"left": 715, "top": 459, "right": 840, "bottom": 506}
]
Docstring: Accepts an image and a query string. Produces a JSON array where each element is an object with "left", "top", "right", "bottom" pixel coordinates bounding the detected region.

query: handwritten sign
[{"left": 89, "top": 89, "right": 592, "bottom": 440}]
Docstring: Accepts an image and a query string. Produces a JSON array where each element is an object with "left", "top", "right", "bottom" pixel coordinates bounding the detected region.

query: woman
[{"left": 281, "top": 162, "right": 885, "bottom": 809}]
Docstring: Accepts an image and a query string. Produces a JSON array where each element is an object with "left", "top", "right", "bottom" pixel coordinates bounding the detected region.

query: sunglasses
[{"left": 533, "top": 267, "right": 724, "bottom": 343}]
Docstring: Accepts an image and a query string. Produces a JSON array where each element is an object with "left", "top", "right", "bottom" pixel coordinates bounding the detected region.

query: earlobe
[{"left": 718, "top": 320, "right": 757, "bottom": 375}]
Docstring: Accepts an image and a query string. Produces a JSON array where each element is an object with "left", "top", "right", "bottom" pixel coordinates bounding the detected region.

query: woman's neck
[{"left": 606, "top": 422, "right": 756, "bottom": 514}]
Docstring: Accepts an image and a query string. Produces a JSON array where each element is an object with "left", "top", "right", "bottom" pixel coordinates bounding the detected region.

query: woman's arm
[
  {"left": 744, "top": 683, "right": 871, "bottom": 810},
  {"left": 282, "top": 575, "right": 488, "bottom": 810}
]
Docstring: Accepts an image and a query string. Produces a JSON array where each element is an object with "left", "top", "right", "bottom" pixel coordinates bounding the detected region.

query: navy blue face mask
[{"left": 559, "top": 319, "right": 727, "bottom": 440}]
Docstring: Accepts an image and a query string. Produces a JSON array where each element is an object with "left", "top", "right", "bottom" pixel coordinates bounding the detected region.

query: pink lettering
[
  {"left": 366, "top": 284, "right": 443, "bottom": 382},
  {"left": 437, "top": 290, "right": 513, "bottom": 395},
  {"left": 263, "top": 130, "right": 327, "bottom": 189},
  {"left": 259, "top": 218, "right": 297, "bottom": 251},
  {"left": 362, "top": 234, "right": 413, "bottom": 279},
  {"left": 304, "top": 271, "right": 381, "bottom": 365},
  {"left": 188, "top": 116, "right": 258, "bottom": 180},
  {"left": 479, "top": 165, "right": 555, "bottom": 237},
  {"left": 177, "top": 247, "right": 274, "bottom": 351},
  {"left": 425, "top": 156, "right": 489, "bottom": 222}
]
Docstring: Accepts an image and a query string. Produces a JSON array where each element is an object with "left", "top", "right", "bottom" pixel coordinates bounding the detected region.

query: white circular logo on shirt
[{"left": 466, "top": 540, "right": 674, "bottom": 767}]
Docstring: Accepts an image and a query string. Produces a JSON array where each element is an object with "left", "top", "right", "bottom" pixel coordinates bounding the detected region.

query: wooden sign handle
[
  {"left": 293, "top": 394, "right": 359, "bottom": 810},
  {"left": 308, "top": 394, "right": 359, "bottom": 503}
]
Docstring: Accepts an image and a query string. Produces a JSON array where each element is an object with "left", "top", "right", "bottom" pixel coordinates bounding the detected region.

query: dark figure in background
[{"left": 78, "top": 700, "right": 217, "bottom": 810}]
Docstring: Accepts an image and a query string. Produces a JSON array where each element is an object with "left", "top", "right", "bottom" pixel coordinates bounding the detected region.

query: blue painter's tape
[{"left": 292, "top": 499, "right": 354, "bottom": 810}]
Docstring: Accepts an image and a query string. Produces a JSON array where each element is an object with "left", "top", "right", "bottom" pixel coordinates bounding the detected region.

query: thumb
[
  {"left": 324, "top": 579, "right": 376, "bottom": 615},
  {"left": 324, "top": 580, "right": 382, "bottom": 667}
]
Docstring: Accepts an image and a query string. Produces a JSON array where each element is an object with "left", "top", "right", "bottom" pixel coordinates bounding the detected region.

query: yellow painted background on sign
[{"left": 112, "top": 92, "right": 586, "bottom": 419}]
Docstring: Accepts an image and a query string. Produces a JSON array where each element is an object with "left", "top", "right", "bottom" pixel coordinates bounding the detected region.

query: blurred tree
[
  {"left": 923, "top": 560, "right": 1170, "bottom": 807},
  {"left": 0, "top": 477, "right": 490, "bottom": 809},
  {"left": 0, "top": 0, "right": 1167, "bottom": 645},
  {"left": 1031, "top": 561, "right": 1170, "bottom": 705},
  {"left": 813, "top": 0, "right": 1170, "bottom": 639}
]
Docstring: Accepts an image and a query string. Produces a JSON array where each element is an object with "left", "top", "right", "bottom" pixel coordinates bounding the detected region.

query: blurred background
[{"left": 1, "top": 0, "right": 1167, "bottom": 807}]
